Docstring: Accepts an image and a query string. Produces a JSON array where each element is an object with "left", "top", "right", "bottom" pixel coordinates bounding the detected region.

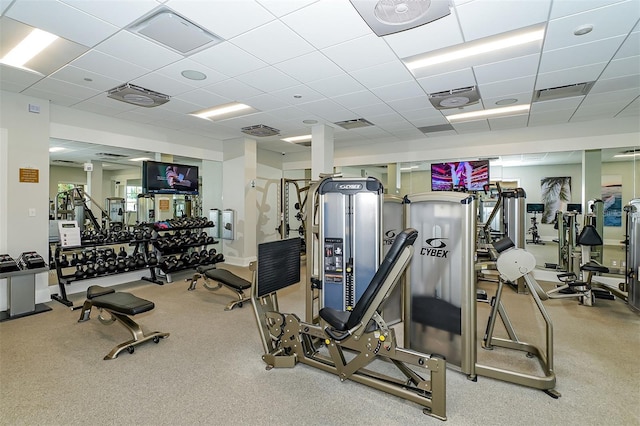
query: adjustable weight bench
[
  {"left": 187, "top": 265, "right": 254, "bottom": 310},
  {"left": 78, "top": 285, "right": 169, "bottom": 360}
]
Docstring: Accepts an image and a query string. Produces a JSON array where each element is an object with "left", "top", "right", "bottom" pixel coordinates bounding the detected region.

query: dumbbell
[
  {"left": 118, "top": 247, "right": 128, "bottom": 258},
  {"left": 85, "top": 263, "right": 97, "bottom": 277},
  {"left": 135, "top": 253, "right": 146, "bottom": 268},
  {"left": 125, "top": 256, "right": 137, "bottom": 271},
  {"left": 147, "top": 253, "right": 158, "bottom": 266},
  {"left": 96, "top": 260, "right": 107, "bottom": 275},
  {"left": 74, "top": 265, "right": 86, "bottom": 280},
  {"left": 58, "top": 254, "right": 69, "bottom": 268},
  {"left": 107, "top": 258, "right": 117, "bottom": 273},
  {"left": 116, "top": 258, "right": 126, "bottom": 272},
  {"left": 70, "top": 253, "right": 80, "bottom": 266}
]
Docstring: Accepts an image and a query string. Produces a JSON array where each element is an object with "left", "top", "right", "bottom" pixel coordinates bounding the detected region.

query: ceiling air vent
[
  {"left": 241, "top": 124, "right": 280, "bottom": 137},
  {"left": 107, "top": 83, "right": 170, "bottom": 107},
  {"left": 534, "top": 82, "right": 595, "bottom": 102},
  {"left": 418, "top": 123, "right": 455, "bottom": 133},
  {"left": 95, "top": 153, "right": 128, "bottom": 159},
  {"left": 129, "top": 7, "right": 223, "bottom": 55},
  {"left": 350, "top": 0, "right": 451, "bottom": 36},
  {"left": 334, "top": 118, "right": 374, "bottom": 130},
  {"left": 429, "top": 86, "right": 480, "bottom": 110},
  {"left": 52, "top": 160, "right": 78, "bottom": 165}
]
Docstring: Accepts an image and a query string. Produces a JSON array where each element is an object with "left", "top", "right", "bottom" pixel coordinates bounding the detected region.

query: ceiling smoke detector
[
  {"left": 241, "top": 124, "right": 280, "bottom": 137},
  {"left": 350, "top": 0, "right": 451, "bottom": 36},
  {"left": 107, "top": 83, "right": 170, "bottom": 107},
  {"left": 334, "top": 118, "right": 375, "bottom": 130},
  {"left": 429, "top": 86, "right": 480, "bottom": 110}
]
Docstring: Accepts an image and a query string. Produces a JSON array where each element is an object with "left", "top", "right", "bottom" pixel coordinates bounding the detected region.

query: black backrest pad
[
  {"left": 577, "top": 225, "right": 603, "bottom": 246},
  {"left": 493, "top": 237, "right": 515, "bottom": 253},
  {"left": 345, "top": 228, "right": 418, "bottom": 330}
]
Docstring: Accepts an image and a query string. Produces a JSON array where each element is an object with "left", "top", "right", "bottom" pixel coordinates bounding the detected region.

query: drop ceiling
[{"left": 1, "top": 0, "right": 638, "bottom": 159}]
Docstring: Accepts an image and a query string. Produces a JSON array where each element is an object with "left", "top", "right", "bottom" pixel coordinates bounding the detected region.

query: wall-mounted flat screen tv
[
  {"left": 142, "top": 160, "right": 199, "bottom": 195},
  {"left": 431, "top": 160, "right": 490, "bottom": 191}
]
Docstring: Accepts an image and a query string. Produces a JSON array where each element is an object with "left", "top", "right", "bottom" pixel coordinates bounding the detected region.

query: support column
[
  {"left": 311, "top": 124, "right": 334, "bottom": 179},
  {"left": 222, "top": 137, "right": 257, "bottom": 265},
  {"left": 387, "top": 163, "right": 401, "bottom": 195},
  {"left": 86, "top": 160, "right": 103, "bottom": 225},
  {"left": 582, "top": 149, "right": 602, "bottom": 210},
  {"left": 155, "top": 153, "right": 174, "bottom": 221}
]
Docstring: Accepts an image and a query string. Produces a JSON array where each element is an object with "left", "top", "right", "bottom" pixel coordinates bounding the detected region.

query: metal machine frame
[{"left": 251, "top": 231, "right": 447, "bottom": 420}]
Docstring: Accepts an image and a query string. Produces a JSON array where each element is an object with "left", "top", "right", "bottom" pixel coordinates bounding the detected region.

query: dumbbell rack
[
  {"left": 51, "top": 237, "right": 154, "bottom": 308},
  {"left": 142, "top": 220, "right": 221, "bottom": 284}
]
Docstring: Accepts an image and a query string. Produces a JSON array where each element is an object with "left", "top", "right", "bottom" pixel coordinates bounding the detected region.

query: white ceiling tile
[
  {"left": 384, "top": 10, "right": 464, "bottom": 57},
  {"left": 281, "top": 0, "right": 371, "bottom": 50},
  {"left": 350, "top": 102, "right": 397, "bottom": 118},
  {"left": 614, "top": 29, "right": 640, "bottom": 59},
  {"left": 600, "top": 55, "right": 640, "bottom": 79},
  {"left": 271, "top": 84, "right": 324, "bottom": 104},
  {"left": 49, "top": 64, "right": 122, "bottom": 91},
  {"left": 28, "top": 77, "right": 102, "bottom": 99},
  {"left": 531, "top": 96, "right": 584, "bottom": 113},
  {"left": 332, "top": 90, "right": 382, "bottom": 110},
  {"left": 5, "top": 0, "right": 118, "bottom": 46},
  {"left": 131, "top": 72, "right": 195, "bottom": 96},
  {"left": 321, "top": 34, "right": 398, "bottom": 72},
  {"left": 528, "top": 109, "right": 574, "bottom": 126},
  {"left": 95, "top": 31, "right": 183, "bottom": 70},
  {"left": 386, "top": 96, "right": 433, "bottom": 113},
  {"left": 409, "top": 115, "right": 450, "bottom": 127},
  {"left": 178, "top": 87, "right": 232, "bottom": 108},
  {"left": 571, "top": 102, "right": 629, "bottom": 120},
  {"left": 440, "top": 101, "right": 485, "bottom": 116},
  {"left": 590, "top": 74, "right": 640, "bottom": 94},
  {"left": 539, "top": 35, "right": 626, "bottom": 73},
  {"left": 488, "top": 114, "right": 529, "bottom": 130},
  {"left": 0, "top": 64, "right": 45, "bottom": 90},
  {"left": 349, "top": 61, "right": 415, "bottom": 88},
  {"left": 544, "top": 0, "right": 639, "bottom": 51},
  {"left": 400, "top": 107, "right": 443, "bottom": 121},
  {"left": 416, "top": 68, "right": 476, "bottom": 94},
  {"left": 582, "top": 86, "right": 640, "bottom": 105},
  {"left": 74, "top": 98, "right": 138, "bottom": 116},
  {"left": 478, "top": 75, "right": 537, "bottom": 99},
  {"left": 365, "top": 113, "right": 409, "bottom": 126},
  {"left": 275, "top": 51, "right": 344, "bottom": 83},
  {"left": 60, "top": 0, "right": 159, "bottom": 28},
  {"left": 474, "top": 54, "right": 540, "bottom": 85},
  {"left": 152, "top": 97, "right": 201, "bottom": 115},
  {"left": 535, "top": 62, "right": 607, "bottom": 89},
  {"left": 22, "top": 86, "right": 90, "bottom": 107},
  {"left": 230, "top": 20, "right": 315, "bottom": 65},
  {"left": 0, "top": 0, "right": 12, "bottom": 14},
  {"left": 306, "top": 74, "right": 366, "bottom": 98},
  {"left": 70, "top": 50, "right": 149, "bottom": 83},
  {"left": 241, "top": 93, "right": 290, "bottom": 111},
  {"left": 255, "top": 0, "right": 317, "bottom": 18},
  {"left": 482, "top": 92, "right": 533, "bottom": 107},
  {"left": 236, "top": 66, "right": 299, "bottom": 92},
  {"left": 451, "top": 120, "right": 491, "bottom": 133},
  {"left": 370, "top": 80, "right": 427, "bottom": 102},
  {"left": 190, "top": 42, "right": 266, "bottom": 77},
  {"left": 456, "top": 0, "right": 552, "bottom": 41},
  {"left": 204, "top": 78, "right": 263, "bottom": 100},
  {"left": 156, "top": 59, "right": 228, "bottom": 88},
  {"left": 297, "top": 99, "right": 353, "bottom": 122},
  {"left": 616, "top": 96, "right": 640, "bottom": 116},
  {"left": 167, "top": 0, "right": 276, "bottom": 39},
  {"left": 549, "top": 0, "right": 630, "bottom": 19}
]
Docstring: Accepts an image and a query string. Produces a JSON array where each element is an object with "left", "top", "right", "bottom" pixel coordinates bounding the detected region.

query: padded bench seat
[
  {"left": 187, "top": 265, "right": 254, "bottom": 310},
  {"left": 78, "top": 285, "right": 169, "bottom": 360}
]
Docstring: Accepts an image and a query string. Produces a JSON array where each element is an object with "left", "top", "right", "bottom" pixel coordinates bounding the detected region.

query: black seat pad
[
  {"left": 91, "top": 292, "right": 155, "bottom": 316},
  {"left": 581, "top": 262, "right": 609, "bottom": 274},
  {"left": 204, "top": 268, "right": 251, "bottom": 290},
  {"left": 319, "top": 308, "right": 351, "bottom": 331}
]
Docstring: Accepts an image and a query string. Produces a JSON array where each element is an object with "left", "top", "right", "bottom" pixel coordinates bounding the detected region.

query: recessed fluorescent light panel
[
  {"left": 0, "top": 28, "right": 57, "bottom": 70},
  {"left": 282, "top": 135, "right": 312, "bottom": 143},
  {"left": 446, "top": 104, "right": 530, "bottom": 122},
  {"left": 49, "top": 147, "right": 66, "bottom": 152},
  {"left": 129, "top": 157, "right": 151, "bottom": 162},
  {"left": 403, "top": 24, "right": 545, "bottom": 77},
  {"left": 190, "top": 102, "right": 257, "bottom": 121}
]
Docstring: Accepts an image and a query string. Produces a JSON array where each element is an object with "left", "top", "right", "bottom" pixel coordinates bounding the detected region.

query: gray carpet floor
[{"left": 1, "top": 264, "right": 639, "bottom": 426}]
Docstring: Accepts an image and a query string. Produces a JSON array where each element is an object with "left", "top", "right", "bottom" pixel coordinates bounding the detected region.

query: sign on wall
[{"left": 19, "top": 168, "right": 39, "bottom": 183}]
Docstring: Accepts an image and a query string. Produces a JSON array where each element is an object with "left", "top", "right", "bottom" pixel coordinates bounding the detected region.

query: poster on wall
[
  {"left": 602, "top": 175, "right": 622, "bottom": 227},
  {"left": 540, "top": 177, "right": 571, "bottom": 224}
]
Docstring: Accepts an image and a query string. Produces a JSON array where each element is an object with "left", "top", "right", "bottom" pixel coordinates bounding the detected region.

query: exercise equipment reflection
[{"left": 252, "top": 231, "right": 447, "bottom": 420}]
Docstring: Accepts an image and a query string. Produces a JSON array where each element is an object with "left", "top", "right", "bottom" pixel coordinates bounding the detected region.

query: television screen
[
  {"left": 431, "top": 160, "right": 489, "bottom": 191},
  {"left": 142, "top": 160, "right": 199, "bottom": 195},
  {"left": 527, "top": 203, "right": 545, "bottom": 213},
  {"left": 566, "top": 203, "right": 582, "bottom": 213}
]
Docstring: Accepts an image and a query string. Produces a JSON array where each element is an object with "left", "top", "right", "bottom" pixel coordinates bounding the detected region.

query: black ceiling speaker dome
[{"left": 350, "top": 0, "right": 451, "bottom": 36}]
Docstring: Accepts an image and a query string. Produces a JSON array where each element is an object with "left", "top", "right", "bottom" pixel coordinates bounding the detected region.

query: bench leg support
[{"left": 103, "top": 310, "right": 170, "bottom": 360}]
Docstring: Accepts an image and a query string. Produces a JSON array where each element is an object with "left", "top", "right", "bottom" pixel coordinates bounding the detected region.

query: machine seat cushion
[
  {"left": 204, "top": 268, "right": 251, "bottom": 290},
  {"left": 581, "top": 262, "right": 609, "bottom": 274},
  {"left": 91, "top": 292, "right": 155, "bottom": 316},
  {"left": 319, "top": 307, "right": 351, "bottom": 331}
]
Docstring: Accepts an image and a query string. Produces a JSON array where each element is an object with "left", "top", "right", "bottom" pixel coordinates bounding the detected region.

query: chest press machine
[{"left": 251, "top": 229, "right": 447, "bottom": 421}]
